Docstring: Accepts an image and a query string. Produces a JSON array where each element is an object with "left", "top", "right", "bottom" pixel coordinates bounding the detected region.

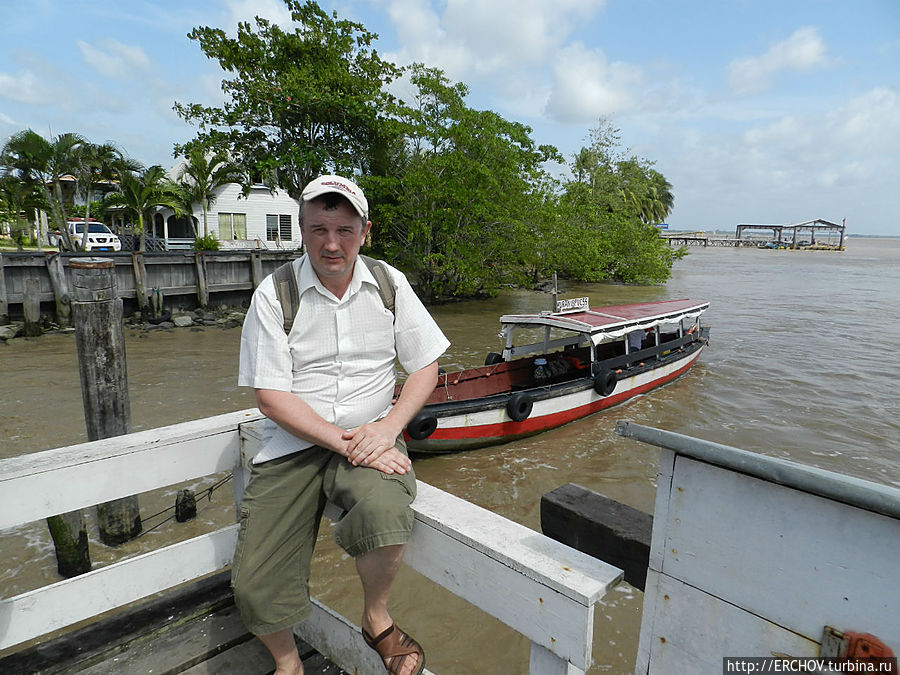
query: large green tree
[
  {"left": 561, "top": 120, "right": 684, "bottom": 284},
  {"left": 174, "top": 0, "right": 401, "bottom": 198},
  {"left": 367, "top": 65, "right": 560, "bottom": 302}
]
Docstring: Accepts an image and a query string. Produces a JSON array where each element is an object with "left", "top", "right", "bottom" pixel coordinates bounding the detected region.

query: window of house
[
  {"left": 218, "top": 212, "right": 246, "bottom": 240},
  {"left": 266, "top": 214, "right": 292, "bottom": 241}
]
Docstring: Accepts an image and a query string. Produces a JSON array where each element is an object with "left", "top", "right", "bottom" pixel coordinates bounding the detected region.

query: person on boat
[{"left": 235, "top": 174, "right": 449, "bottom": 675}]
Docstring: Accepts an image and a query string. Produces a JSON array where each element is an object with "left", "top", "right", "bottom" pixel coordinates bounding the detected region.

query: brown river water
[{"left": 2, "top": 237, "right": 899, "bottom": 673}]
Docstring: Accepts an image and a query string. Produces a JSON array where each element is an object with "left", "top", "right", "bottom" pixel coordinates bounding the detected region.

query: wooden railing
[{"left": 0, "top": 410, "right": 623, "bottom": 674}]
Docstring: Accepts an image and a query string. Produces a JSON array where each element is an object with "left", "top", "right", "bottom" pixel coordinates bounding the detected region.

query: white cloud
[
  {"left": 0, "top": 71, "right": 53, "bottom": 104},
  {"left": 728, "top": 27, "right": 829, "bottom": 95},
  {"left": 78, "top": 39, "right": 151, "bottom": 80},
  {"left": 223, "top": 0, "right": 295, "bottom": 34},
  {"left": 384, "top": 0, "right": 605, "bottom": 80},
  {"left": 545, "top": 44, "right": 642, "bottom": 123}
]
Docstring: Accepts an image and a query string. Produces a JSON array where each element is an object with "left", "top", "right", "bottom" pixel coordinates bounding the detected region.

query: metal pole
[{"left": 614, "top": 421, "right": 900, "bottom": 520}]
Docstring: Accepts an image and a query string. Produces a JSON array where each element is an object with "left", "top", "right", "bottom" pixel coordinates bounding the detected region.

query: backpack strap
[
  {"left": 271, "top": 255, "right": 396, "bottom": 336},
  {"left": 360, "top": 254, "right": 396, "bottom": 315},
  {"left": 272, "top": 260, "right": 300, "bottom": 335}
]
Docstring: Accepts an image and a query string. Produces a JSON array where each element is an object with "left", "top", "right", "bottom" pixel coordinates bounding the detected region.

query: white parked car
[{"left": 50, "top": 220, "right": 122, "bottom": 252}]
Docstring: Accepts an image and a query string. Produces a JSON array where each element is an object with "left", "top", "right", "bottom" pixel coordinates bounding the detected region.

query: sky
[{"left": 1, "top": 0, "right": 898, "bottom": 235}]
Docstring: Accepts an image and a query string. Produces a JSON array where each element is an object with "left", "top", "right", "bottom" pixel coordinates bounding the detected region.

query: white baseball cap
[{"left": 301, "top": 174, "right": 368, "bottom": 218}]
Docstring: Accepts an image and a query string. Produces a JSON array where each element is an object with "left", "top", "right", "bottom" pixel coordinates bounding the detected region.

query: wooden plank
[
  {"left": 0, "top": 571, "right": 235, "bottom": 674},
  {"left": 529, "top": 643, "right": 584, "bottom": 675},
  {"left": 0, "top": 409, "right": 264, "bottom": 529},
  {"left": 662, "top": 456, "right": 900, "bottom": 643},
  {"left": 0, "top": 525, "right": 239, "bottom": 650},
  {"left": 641, "top": 572, "right": 819, "bottom": 674},
  {"left": 296, "top": 599, "right": 436, "bottom": 675},
  {"left": 405, "top": 482, "right": 622, "bottom": 671}
]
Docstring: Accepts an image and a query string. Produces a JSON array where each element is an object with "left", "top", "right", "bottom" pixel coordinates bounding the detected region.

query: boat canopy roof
[{"left": 500, "top": 299, "right": 709, "bottom": 345}]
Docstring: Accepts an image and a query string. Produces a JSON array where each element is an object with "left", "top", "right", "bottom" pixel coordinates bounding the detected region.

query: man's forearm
[
  {"left": 381, "top": 360, "right": 439, "bottom": 438},
  {"left": 255, "top": 388, "right": 348, "bottom": 455}
]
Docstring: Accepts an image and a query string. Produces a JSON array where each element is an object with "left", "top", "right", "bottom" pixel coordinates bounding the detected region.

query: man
[{"left": 235, "top": 174, "right": 449, "bottom": 675}]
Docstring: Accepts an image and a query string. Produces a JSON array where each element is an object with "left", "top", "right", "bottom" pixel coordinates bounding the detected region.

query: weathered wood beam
[{"left": 541, "top": 483, "right": 652, "bottom": 591}]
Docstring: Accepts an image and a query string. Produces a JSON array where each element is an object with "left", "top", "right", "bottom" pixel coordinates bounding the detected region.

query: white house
[{"left": 147, "top": 164, "right": 302, "bottom": 250}]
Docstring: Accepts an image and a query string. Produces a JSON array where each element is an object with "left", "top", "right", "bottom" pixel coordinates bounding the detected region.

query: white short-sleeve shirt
[{"left": 239, "top": 255, "right": 450, "bottom": 462}]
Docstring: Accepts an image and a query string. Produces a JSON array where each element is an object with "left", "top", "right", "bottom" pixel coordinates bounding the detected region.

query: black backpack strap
[
  {"left": 272, "top": 260, "right": 300, "bottom": 335},
  {"left": 271, "top": 255, "right": 396, "bottom": 336}
]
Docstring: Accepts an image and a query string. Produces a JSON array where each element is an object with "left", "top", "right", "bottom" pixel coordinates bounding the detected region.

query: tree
[
  {"left": 561, "top": 119, "right": 683, "bottom": 284},
  {"left": 176, "top": 146, "right": 244, "bottom": 237},
  {"left": 0, "top": 172, "right": 45, "bottom": 249},
  {"left": 0, "top": 130, "right": 86, "bottom": 251},
  {"left": 174, "top": 0, "right": 402, "bottom": 198},
  {"left": 368, "top": 65, "right": 561, "bottom": 301},
  {"left": 102, "top": 165, "right": 182, "bottom": 252},
  {"left": 74, "top": 142, "right": 138, "bottom": 250}
]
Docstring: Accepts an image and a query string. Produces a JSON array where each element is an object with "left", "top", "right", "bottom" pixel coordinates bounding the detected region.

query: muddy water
[{"left": 2, "top": 238, "right": 898, "bottom": 673}]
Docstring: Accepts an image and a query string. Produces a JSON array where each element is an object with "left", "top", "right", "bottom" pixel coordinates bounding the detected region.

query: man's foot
[{"left": 362, "top": 623, "right": 424, "bottom": 675}]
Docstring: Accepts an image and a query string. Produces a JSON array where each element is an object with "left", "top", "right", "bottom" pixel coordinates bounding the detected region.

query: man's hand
[
  {"left": 359, "top": 445, "right": 412, "bottom": 475},
  {"left": 342, "top": 420, "right": 410, "bottom": 473}
]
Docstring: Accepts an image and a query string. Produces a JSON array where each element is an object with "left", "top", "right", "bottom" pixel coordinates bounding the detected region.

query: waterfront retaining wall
[{"left": 0, "top": 250, "right": 299, "bottom": 323}]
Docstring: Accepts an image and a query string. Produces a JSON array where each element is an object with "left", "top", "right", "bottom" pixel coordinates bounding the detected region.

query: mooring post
[
  {"left": 131, "top": 251, "right": 150, "bottom": 316},
  {"left": 70, "top": 257, "right": 142, "bottom": 546},
  {"left": 250, "top": 250, "right": 263, "bottom": 289},
  {"left": 194, "top": 251, "right": 209, "bottom": 307},
  {"left": 0, "top": 252, "right": 9, "bottom": 325},
  {"left": 45, "top": 252, "right": 72, "bottom": 327},
  {"left": 22, "top": 277, "right": 42, "bottom": 337}
]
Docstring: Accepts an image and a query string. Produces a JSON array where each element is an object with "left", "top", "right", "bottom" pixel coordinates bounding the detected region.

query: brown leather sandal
[{"left": 362, "top": 623, "right": 425, "bottom": 675}]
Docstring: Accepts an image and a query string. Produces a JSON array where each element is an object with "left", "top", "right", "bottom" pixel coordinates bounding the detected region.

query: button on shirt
[{"left": 239, "top": 255, "right": 450, "bottom": 463}]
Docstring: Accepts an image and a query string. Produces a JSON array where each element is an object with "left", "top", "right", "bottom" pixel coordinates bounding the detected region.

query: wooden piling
[
  {"left": 22, "top": 277, "right": 42, "bottom": 337},
  {"left": 70, "top": 257, "right": 142, "bottom": 546},
  {"left": 250, "top": 250, "right": 263, "bottom": 289},
  {"left": 194, "top": 252, "right": 209, "bottom": 307},
  {"left": 0, "top": 252, "right": 9, "bottom": 325},
  {"left": 131, "top": 251, "right": 150, "bottom": 315},
  {"left": 45, "top": 252, "right": 72, "bottom": 327},
  {"left": 45, "top": 511, "right": 91, "bottom": 577}
]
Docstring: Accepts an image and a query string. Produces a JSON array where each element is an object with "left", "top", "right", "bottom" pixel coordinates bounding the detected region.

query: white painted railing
[{"left": 0, "top": 409, "right": 622, "bottom": 674}]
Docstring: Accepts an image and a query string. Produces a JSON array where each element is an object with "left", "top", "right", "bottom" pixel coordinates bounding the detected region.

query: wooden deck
[{"left": 0, "top": 410, "right": 622, "bottom": 675}]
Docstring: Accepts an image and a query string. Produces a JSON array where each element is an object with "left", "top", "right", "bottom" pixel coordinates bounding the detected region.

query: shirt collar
[{"left": 297, "top": 254, "right": 378, "bottom": 302}]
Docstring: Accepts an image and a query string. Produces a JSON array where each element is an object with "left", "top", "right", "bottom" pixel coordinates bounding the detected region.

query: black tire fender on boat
[
  {"left": 407, "top": 412, "right": 438, "bottom": 441},
  {"left": 484, "top": 352, "right": 503, "bottom": 366},
  {"left": 593, "top": 369, "right": 617, "bottom": 397},
  {"left": 506, "top": 391, "right": 533, "bottom": 422}
]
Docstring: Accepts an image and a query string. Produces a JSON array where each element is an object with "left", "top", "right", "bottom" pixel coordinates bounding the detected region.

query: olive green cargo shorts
[{"left": 230, "top": 438, "right": 416, "bottom": 636}]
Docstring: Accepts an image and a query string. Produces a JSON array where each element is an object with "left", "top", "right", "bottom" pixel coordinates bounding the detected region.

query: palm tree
[
  {"left": 0, "top": 130, "right": 86, "bottom": 250},
  {"left": 176, "top": 146, "right": 244, "bottom": 238},
  {"left": 74, "top": 142, "right": 140, "bottom": 250},
  {"left": 0, "top": 173, "right": 45, "bottom": 249},
  {"left": 102, "top": 165, "right": 183, "bottom": 252}
]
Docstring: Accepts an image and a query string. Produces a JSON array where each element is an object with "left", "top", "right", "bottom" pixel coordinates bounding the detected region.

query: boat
[{"left": 402, "top": 298, "right": 710, "bottom": 453}]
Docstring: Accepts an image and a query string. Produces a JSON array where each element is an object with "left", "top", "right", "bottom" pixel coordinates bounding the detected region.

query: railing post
[{"left": 70, "top": 257, "right": 142, "bottom": 545}]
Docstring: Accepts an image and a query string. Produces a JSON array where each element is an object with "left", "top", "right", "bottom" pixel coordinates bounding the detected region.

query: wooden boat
[{"left": 403, "top": 298, "right": 710, "bottom": 453}]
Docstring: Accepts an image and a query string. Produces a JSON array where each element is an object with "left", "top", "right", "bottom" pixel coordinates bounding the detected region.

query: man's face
[{"left": 301, "top": 198, "right": 371, "bottom": 288}]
